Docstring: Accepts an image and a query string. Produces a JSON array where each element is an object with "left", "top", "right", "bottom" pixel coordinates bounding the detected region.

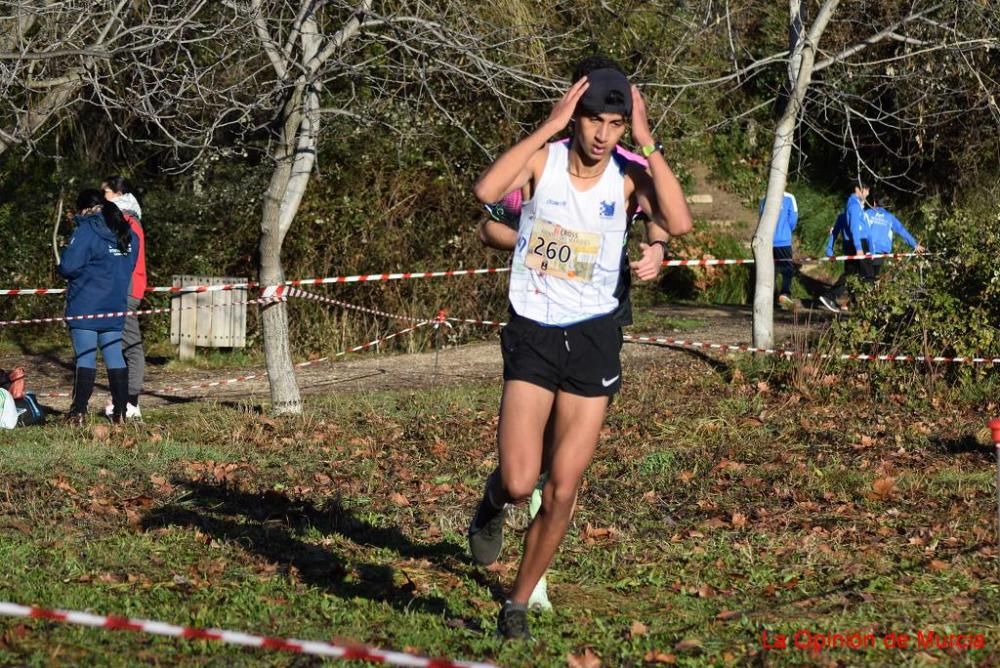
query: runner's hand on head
[
  {"left": 630, "top": 242, "right": 664, "bottom": 282},
  {"left": 546, "top": 78, "right": 589, "bottom": 132},
  {"left": 630, "top": 85, "right": 654, "bottom": 147}
]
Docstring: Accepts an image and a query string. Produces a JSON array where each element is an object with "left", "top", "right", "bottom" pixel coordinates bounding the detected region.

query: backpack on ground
[
  {"left": 0, "top": 368, "right": 44, "bottom": 426},
  {"left": 15, "top": 392, "right": 45, "bottom": 426}
]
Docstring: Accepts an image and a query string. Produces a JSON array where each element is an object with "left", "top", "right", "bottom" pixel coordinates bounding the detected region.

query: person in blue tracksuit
[
  {"left": 759, "top": 191, "right": 798, "bottom": 307},
  {"left": 819, "top": 183, "right": 872, "bottom": 313},
  {"left": 58, "top": 189, "right": 139, "bottom": 424},
  {"left": 865, "top": 197, "right": 924, "bottom": 278}
]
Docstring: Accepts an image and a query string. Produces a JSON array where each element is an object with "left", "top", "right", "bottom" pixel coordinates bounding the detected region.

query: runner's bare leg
[{"left": 507, "top": 391, "right": 608, "bottom": 603}]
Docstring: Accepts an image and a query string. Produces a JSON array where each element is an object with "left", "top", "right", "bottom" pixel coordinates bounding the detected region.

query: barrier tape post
[
  {"left": 990, "top": 418, "right": 1000, "bottom": 555},
  {"left": 0, "top": 601, "right": 496, "bottom": 668},
  {"left": 431, "top": 309, "right": 450, "bottom": 386}
]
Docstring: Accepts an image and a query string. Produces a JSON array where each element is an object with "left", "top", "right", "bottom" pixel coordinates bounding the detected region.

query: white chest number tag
[{"left": 523, "top": 219, "right": 602, "bottom": 282}]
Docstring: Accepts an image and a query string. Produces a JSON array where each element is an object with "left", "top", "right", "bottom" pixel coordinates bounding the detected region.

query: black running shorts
[{"left": 500, "top": 312, "right": 623, "bottom": 397}]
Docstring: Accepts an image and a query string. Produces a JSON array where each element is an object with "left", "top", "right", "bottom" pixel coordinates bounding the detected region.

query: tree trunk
[
  {"left": 751, "top": 0, "right": 839, "bottom": 348},
  {"left": 259, "top": 153, "right": 302, "bottom": 415},
  {"left": 257, "top": 79, "right": 320, "bottom": 415}
]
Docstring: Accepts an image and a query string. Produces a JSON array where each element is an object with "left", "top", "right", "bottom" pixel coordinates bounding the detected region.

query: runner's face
[{"left": 575, "top": 112, "right": 626, "bottom": 161}]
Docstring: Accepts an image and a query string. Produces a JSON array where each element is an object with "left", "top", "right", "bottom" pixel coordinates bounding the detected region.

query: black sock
[
  {"left": 70, "top": 367, "right": 97, "bottom": 415},
  {"left": 504, "top": 600, "right": 528, "bottom": 612},
  {"left": 471, "top": 480, "right": 505, "bottom": 530},
  {"left": 128, "top": 394, "right": 139, "bottom": 406}
]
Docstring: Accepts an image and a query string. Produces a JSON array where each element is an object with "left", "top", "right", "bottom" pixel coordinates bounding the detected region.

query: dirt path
[
  {"left": 686, "top": 162, "right": 758, "bottom": 241},
  {"left": 4, "top": 302, "right": 832, "bottom": 415}
]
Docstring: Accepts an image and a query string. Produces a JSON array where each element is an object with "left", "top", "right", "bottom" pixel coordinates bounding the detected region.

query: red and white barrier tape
[
  {"left": 660, "top": 251, "right": 923, "bottom": 268},
  {"left": 286, "top": 287, "right": 422, "bottom": 323},
  {"left": 36, "top": 321, "right": 432, "bottom": 398},
  {"left": 446, "top": 317, "right": 506, "bottom": 328},
  {"left": 282, "top": 267, "right": 510, "bottom": 287},
  {"left": 1, "top": 252, "right": 930, "bottom": 296},
  {"left": 0, "top": 601, "right": 495, "bottom": 668},
  {"left": 0, "top": 297, "right": 280, "bottom": 328},
  {"left": 624, "top": 334, "right": 1000, "bottom": 365},
  {"left": 153, "top": 321, "right": 431, "bottom": 394},
  {"left": 443, "top": 315, "right": 1000, "bottom": 367},
  {"left": 797, "top": 251, "right": 924, "bottom": 264}
]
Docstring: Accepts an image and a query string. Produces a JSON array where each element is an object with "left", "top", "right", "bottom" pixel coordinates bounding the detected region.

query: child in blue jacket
[
  {"left": 819, "top": 183, "right": 872, "bottom": 313},
  {"left": 865, "top": 197, "right": 924, "bottom": 277},
  {"left": 759, "top": 191, "right": 798, "bottom": 307},
  {"left": 58, "top": 189, "right": 138, "bottom": 424}
]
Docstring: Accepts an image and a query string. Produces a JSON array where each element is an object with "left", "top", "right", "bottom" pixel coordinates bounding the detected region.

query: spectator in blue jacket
[
  {"left": 759, "top": 191, "right": 799, "bottom": 308},
  {"left": 58, "top": 189, "right": 138, "bottom": 425},
  {"left": 819, "top": 183, "right": 872, "bottom": 313},
  {"left": 865, "top": 196, "right": 924, "bottom": 278}
]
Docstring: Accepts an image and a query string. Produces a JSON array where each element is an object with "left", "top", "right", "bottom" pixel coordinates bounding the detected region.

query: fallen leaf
[
  {"left": 643, "top": 651, "right": 676, "bottom": 664},
  {"left": 389, "top": 492, "right": 410, "bottom": 507},
  {"left": 582, "top": 523, "right": 617, "bottom": 544},
  {"left": 149, "top": 474, "right": 174, "bottom": 493},
  {"left": 731, "top": 512, "right": 748, "bottom": 529},
  {"left": 91, "top": 424, "right": 110, "bottom": 441},
  {"left": 870, "top": 477, "right": 897, "bottom": 499},
  {"left": 674, "top": 638, "right": 703, "bottom": 652},
  {"left": 51, "top": 477, "right": 79, "bottom": 496},
  {"left": 566, "top": 647, "right": 601, "bottom": 668},
  {"left": 629, "top": 620, "right": 648, "bottom": 638},
  {"left": 929, "top": 559, "right": 948, "bottom": 571},
  {"left": 716, "top": 609, "right": 741, "bottom": 620}
]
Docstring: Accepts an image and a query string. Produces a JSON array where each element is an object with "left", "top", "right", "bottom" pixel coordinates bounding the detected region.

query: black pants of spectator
[
  {"left": 773, "top": 246, "right": 794, "bottom": 296},
  {"left": 825, "top": 239, "right": 874, "bottom": 303}
]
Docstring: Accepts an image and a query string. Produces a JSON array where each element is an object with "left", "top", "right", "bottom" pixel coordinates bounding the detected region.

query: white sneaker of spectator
[{"left": 104, "top": 399, "right": 142, "bottom": 421}]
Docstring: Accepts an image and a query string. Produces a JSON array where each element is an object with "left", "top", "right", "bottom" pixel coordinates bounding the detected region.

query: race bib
[{"left": 523, "top": 219, "right": 602, "bottom": 282}]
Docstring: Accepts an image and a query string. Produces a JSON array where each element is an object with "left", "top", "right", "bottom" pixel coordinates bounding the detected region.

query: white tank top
[{"left": 508, "top": 142, "right": 629, "bottom": 326}]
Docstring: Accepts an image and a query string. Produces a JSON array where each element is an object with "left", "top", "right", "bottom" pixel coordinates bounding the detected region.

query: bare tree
[
  {"left": 2, "top": 0, "right": 567, "bottom": 414},
  {"left": 732, "top": 1, "right": 1000, "bottom": 347},
  {"left": 208, "top": 0, "right": 565, "bottom": 414},
  {"left": 0, "top": 1, "right": 245, "bottom": 158},
  {"left": 752, "top": 1, "right": 838, "bottom": 347}
]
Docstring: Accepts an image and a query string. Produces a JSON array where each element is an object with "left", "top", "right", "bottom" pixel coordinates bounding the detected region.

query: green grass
[{"left": 1, "top": 359, "right": 999, "bottom": 666}]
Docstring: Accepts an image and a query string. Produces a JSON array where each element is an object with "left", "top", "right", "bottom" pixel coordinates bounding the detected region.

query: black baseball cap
[{"left": 578, "top": 68, "right": 632, "bottom": 116}]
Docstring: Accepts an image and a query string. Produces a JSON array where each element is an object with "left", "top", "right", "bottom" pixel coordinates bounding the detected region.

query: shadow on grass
[
  {"left": 930, "top": 435, "right": 996, "bottom": 462},
  {"left": 141, "top": 479, "right": 482, "bottom": 622}
]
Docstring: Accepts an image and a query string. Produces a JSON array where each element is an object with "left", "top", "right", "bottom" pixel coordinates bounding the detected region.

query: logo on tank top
[
  {"left": 545, "top": 198, "right": 567, "bottom": 207},
  {"left": 599, "top": 201, "right": 616, "bottom": 218}
]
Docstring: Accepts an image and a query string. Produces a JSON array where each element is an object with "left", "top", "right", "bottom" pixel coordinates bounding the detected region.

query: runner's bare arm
[
  {"left": 627, "top": 86, "right": 692, "bottom": 238},
  {"left": 473, "top": 79, "right": 590, "bottom": 204},
  {"left": 479, "top": 218, "right": 518, "bottom": 250},
  {"left": 630, "top": 219, "right": 669, "bottom": 282}
]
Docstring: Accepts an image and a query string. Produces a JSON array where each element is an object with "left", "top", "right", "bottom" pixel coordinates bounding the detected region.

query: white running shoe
[
  {"left": 818, "top": 296, "right": 841, "bottom": 314},
  {"left": 527, "top": 478, "right": 553, "bottom": 611},
  {"left": 104, "top": 400, "right": 142, "bottom": 420}
]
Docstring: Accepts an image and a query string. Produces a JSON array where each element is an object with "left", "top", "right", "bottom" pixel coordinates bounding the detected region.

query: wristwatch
[
  {"left": 649, "top": 239, "right": 669, "bottom": 254},
  {"left": 640, "top": 141, "right": 664, "bottom": 158}
]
